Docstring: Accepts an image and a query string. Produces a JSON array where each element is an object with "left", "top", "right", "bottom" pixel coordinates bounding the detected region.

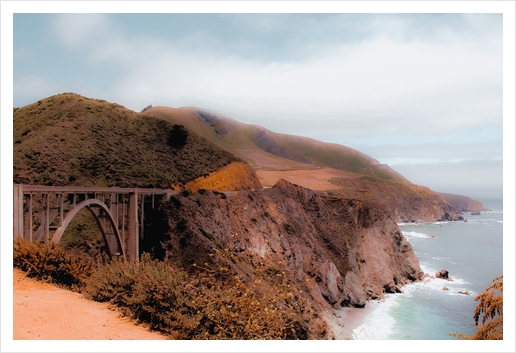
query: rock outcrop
[
  {"left": 435, "top": 269, "right": 451, "bottom": 280},
  {"left": 151, "top": 179, "right": 423, "bottom": 334}
]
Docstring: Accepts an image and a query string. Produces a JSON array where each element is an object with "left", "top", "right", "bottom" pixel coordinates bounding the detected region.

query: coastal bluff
[
  {"left": 437, "top": 192, "right": 487, "bottom": 213},
  {"left": 156, "top": 179, "right": 424, "bottom": 337}
]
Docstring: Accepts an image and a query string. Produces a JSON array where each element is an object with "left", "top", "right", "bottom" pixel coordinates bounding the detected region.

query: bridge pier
[
  {"left": 13, "top": 185, "right": 175, "bottom": 262},
  {"left": 127, "top": 191, "right": 139, "bottom": 262},
  {"left": 13, "top": 184, "right": 23, "bottom": 239}
]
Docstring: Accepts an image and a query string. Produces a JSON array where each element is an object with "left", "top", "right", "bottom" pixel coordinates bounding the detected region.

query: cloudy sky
[{"left": 7, "top": 4, "right": 513, "bottom": 204}]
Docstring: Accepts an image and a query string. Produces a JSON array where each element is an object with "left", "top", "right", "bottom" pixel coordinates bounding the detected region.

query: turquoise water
[{"left": 353, "top": 200, "right": 503, "bottom": 340}]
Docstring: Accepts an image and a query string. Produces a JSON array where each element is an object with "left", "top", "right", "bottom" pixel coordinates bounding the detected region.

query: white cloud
[
  {"left": 45, "top": 14, "right": 503, "bottom": 141},
  {"left": 53, "top": 14, "right": 112, "bottom": 48},
  {"left": 13, "top": 75, "right": 60, "bottom": 105},
  {"left": 391, "top": 159, "right": 503, "bottom": 198},
  {"left": 362, "top": 141, "right": 503, "bottom": 163}
]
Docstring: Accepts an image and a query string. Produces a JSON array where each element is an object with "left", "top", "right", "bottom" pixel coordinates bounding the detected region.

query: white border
[{"left": 2, "top": 1, "right": 514, "bottom": 352}]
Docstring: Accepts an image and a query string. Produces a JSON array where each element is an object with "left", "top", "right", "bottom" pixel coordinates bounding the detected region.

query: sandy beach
[{"left": 323, "top": 304, "right": 375, "bottom": 339}]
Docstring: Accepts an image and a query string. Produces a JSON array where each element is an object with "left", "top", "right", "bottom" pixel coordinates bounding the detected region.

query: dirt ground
[
  {"left": 11, "top": 268, "right": 369, "bottom": 342},
  {"left": 12, "top": 268, "right": 167, "bottom": 340},
  {"left": 256, "top": 167, "right": 361, "bottom": 191}
]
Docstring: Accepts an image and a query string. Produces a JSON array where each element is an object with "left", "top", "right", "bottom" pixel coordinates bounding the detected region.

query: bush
[
  {"left": 13, "top": 238, "right": 94, "bottom": 291},
  {"left": 83, "top": 253, "right": 325, "bottom": 339},
  {"left": 167, "top": 124, "right": 188, "bottom": 149},
  {"left": 450, "top": 275, "right": 503, "bottom": 340}
]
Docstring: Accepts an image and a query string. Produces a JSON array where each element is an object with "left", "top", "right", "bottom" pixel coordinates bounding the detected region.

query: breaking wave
[{"left": 401, "top": 230, "right": 435, "bottom": 239}]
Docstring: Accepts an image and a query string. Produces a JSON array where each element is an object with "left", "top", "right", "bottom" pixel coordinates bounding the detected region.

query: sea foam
[
  {"left": 401, "top": 230, "right": 434, "bottom": 239},
  {"left": 352, "top": 299, "right": 397, "bottom": 340}
]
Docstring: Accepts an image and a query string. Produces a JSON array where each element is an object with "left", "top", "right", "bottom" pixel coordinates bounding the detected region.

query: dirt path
[{"left": 13, "top": 268, "right": 167, "bottom": 340}]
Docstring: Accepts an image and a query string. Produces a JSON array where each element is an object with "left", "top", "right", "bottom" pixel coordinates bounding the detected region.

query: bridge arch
[{"left": 51, "top": 198, "right": 125, "bottom": 259}]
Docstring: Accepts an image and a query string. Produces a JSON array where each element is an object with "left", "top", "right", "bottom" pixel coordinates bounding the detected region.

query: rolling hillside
[
  {"left": 142, "top": 106, "right": 408, "bottom": 183},
  {"left": 141, "top": 105, "right": 474, "bottom": 220},
  {"left": 13, "top": 93, "right": 244, "bottom": 188}
]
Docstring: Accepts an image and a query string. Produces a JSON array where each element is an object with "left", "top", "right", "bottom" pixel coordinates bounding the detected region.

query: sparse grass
[{"left": 13, "top": 93, "right": 239, "bottom": 187}]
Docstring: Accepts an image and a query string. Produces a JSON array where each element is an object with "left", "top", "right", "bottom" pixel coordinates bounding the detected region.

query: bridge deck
[{"left": 20, "top": 185, "right": 175, "bottom": 195}]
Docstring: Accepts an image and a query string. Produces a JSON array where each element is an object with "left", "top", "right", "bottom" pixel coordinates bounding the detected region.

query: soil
[
  {"left": 256, "top": 167, "right": 361, "bottom": 191},
  {"left": 12, "top": 268, "right": 167, "bottom": 340}
]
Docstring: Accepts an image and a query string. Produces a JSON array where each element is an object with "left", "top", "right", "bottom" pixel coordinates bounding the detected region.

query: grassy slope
[
  {"left": 143, "top": 106, "right": 408, "bottom": 182},
  {"left": 142, "top": 106, "right": 313, "bottom": 170},
  {"left": 14, "top": 93, "right": 240, "bottom": 188}
]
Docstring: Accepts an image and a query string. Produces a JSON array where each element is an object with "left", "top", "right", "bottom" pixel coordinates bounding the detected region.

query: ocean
[{"left": 352, "top": 198, "right": 503, "bottom": 340}]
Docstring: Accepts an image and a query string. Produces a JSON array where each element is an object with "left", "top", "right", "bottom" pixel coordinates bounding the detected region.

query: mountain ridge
[{"left": 142, "top": 105, "right": 481, "bottom": 220}]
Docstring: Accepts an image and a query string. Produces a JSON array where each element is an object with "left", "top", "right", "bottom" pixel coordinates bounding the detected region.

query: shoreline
[{"left": 324, "top": 303, "right": 376, "bottom": 339}]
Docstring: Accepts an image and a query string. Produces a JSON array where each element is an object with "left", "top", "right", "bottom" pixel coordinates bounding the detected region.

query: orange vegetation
[{"left": 184, "top": 161, "right": 262, "bottom": 192}]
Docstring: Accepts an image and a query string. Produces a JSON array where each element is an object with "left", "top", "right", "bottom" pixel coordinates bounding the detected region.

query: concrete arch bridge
[{"left": 13, "top": 184, "right": 175, "bottom": 262}]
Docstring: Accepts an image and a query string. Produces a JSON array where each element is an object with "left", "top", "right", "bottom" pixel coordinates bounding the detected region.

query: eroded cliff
[
  {"left": 328, "top": 177, "right": 464, "bottom": 222},
  {"left": 147, "top": 179, "right": 423, "bottom": 336}
]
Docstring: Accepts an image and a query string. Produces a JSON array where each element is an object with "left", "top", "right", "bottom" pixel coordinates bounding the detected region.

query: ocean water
[{"left": 352, "top": 200, "right": 503, "bottom": 340}]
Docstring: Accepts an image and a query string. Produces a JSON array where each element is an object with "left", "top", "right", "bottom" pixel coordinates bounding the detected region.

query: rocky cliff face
[
  {"left": 328, "top": 177, "right": 464, "bottom": 223},
  {"left": 149, "top": 179, "right": 423, "bottom": 335}
]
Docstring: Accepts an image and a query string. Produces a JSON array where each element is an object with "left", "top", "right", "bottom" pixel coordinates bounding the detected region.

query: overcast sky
[{"left": 7, "top": 6, "right": 511, "bottom": 203}]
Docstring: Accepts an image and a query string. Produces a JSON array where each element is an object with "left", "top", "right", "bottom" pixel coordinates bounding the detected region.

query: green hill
[
  {"left": 13, "top": 93, "right": 239, "bottom": 188},
  {"left": 143, "top": 106, "right": 408, "bottom": 182}
]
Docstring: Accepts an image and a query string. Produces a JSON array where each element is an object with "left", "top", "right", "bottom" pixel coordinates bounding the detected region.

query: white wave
[
  {"left": 476, "top": 218, "right": 503, "bottom": 223},
  {"left": 466, "top": 219, "right": 503, "bottom": 224},
  {"left": 466, "top": 217, "right": 501, "bottom": 222},
  {"left": 352, "top": 298, "right": 398, "bottom": 340},
  {"left": 401, "top": 230, "right": 435, "bottom": 239},
  {"left": 352, "top": 270, "right": 475, "bottom": 340},
  {"left": 429, "top": 256, "right": 457, "bottom": 265},
  {"left": 419, "top": 264, "right": 470, "bottom": 287},
  {"left": 432, "top": 221, "right": 448, "bottom": 225}
]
